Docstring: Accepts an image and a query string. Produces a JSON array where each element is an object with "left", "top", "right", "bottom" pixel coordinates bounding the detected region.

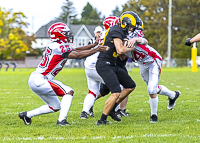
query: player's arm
[
  {"left": 63, "top": 45, "right": 109, "bottom": 59},
  {"left": 185, "top": 33, "right": 200, "bottom": 46},
  {"left": 114, "top": 38, "right": 135, "bottom": 55},
  {"left": 127, "top": 37, "right": 148, "bottom": 47},
  {"left": 73, "top": 35, "right": 100, "bottom": 52}
]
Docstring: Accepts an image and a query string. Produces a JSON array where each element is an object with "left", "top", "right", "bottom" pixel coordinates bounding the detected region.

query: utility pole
[
  {"left": 167, "top": 0, "right": 172, "bottom": 67},
  {"left": 32, "top": 16, "right": 34, "bottom": 34},
  {"left": 67, "top": 14, "right": 70, "bottom": 27}
]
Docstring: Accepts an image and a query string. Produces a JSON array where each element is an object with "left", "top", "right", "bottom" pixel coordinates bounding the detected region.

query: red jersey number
[
  {"left": 60, "top": 45, "right": 71, "bottom": 53},
  {"left": 40, "top": 47, "right": 52, "bottom": 67},
  {"left": 132, "top": 50, "right": 146, "bottom": 60}
]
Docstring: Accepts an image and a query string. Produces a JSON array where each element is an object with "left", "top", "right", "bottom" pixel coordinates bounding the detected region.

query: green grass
[{"left": 0, "top": 67, "right": 200, "bottom": 142}]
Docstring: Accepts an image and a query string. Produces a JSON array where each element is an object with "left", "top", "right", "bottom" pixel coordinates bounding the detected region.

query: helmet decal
[
  {"left": 120, "top": 14, "right": 137, "bottom": 28},
  {"left": 48, "top": 22, "right": 73, "bottom": 43}
]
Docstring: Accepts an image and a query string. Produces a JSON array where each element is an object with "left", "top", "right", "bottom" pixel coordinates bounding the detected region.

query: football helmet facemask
[
  {"left": 138, "top": 19, "right": 144, "bottom": 31},
  {"left": 48, "top": 22, "right": 73, "bottom": 43},
  {"left": 119, "top": 11, "right": 141, "bottom": 34}
]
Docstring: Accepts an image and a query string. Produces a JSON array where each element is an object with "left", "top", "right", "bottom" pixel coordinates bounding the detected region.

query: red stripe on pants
[{"left": 48, "top": 81, "right": 65, "bottom": 96}]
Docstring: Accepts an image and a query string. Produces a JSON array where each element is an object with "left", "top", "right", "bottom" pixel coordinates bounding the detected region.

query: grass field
[{"left": 0, "top": 67, "right": 200, "bottom": 142}]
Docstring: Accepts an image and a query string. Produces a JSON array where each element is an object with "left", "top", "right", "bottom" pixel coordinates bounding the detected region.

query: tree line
[{"left": 0, "top": 0, "right": 200, "bottom": 60}]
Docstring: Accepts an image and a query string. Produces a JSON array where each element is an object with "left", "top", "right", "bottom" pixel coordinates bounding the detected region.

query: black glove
[{"left": 185, "top": 38, "right": 192, "bottom": 46}]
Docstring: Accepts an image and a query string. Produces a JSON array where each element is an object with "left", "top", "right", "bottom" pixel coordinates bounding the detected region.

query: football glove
[{"left": 185, "top": 38, "right": 192, "bottom": 46}]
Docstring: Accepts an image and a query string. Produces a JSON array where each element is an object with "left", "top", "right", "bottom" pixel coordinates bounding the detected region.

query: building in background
[{"left": 32, "top": 20, "right": 101, "bottom": 50}]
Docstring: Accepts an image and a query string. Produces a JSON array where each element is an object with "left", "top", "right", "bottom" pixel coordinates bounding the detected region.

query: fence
[{"left": 0, "top": 57, "right": 193, "bottom": 71}]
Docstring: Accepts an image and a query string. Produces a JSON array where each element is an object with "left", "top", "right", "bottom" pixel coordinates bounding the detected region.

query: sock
[
  {"left": 115, "top": 104, "right": 120, "bottom": 112},
  {"left": 27, "top": 105, "right": 54, "bottom": 118},
  {"left": 111, "top": 103, "right": 119, "bottom": 112},
  {"left": 100, "top": 113, "right": 107, "bottom": 121},
  {"left": 159, "top": 85, "right": 175, "bottom": 99},
  {"left": 58, "top": 94, "right": 73, "bottom": 122},
  {"left": 149, "top": 95, "right": 158, "bottom": 116},
  {"left": 82, "top": 93, "right": 96, "bottom": 113}
]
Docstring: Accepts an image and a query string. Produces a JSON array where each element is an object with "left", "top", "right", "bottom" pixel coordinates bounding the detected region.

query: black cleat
[
  {"left": 167, "top": 90, "right": 181, "bottom": 110},
  {"left": 116, "top": 109, "right": 130, "bottom": 117},
  {"left": 56, "top": 119, "right": 71, "bottom": 126},
  {"left": 108, "top": 111, "right": 121, "bottom": 121},
  {"left": 150, "top": 114, "right": 158, "bottom": 123},
  {"left": 96, "top": 120, "right": 109, "bottom": 126},
  {"left": 18, "top": 111, "right": 32, "bottom": 125},
  {"left": 79, "top": 111, "right": 88, "bottom": 119},
  {"left": 88, "top": 106, "right": 94, "bottom": 117}
]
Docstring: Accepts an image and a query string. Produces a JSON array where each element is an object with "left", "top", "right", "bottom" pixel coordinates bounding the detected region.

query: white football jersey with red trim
[
  {"left": 35, "top": 41, "right": 72, "bottom": 80},
  {"left": 126, "top": 30, "right": 162, "bottom": 64},
  {"left": 84, "top": 30, "right": 106, "bottom": 70}
]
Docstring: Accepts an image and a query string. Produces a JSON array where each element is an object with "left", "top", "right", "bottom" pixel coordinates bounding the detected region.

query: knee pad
[{"left": 147, "top": 86, "right": 157, "bottom": 95}]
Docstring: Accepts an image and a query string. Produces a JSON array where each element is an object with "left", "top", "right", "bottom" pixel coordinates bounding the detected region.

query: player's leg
[
  {"left": 19, "top": 73, "right": 61, "bottom": 125},
  {"left": 116, "top": 96, "right": 130, "bottom": 117},
  {"left": 80, "top": 68, "right": 104, "bottom": 119},
  {"left": 115, "top": 67, "right": 136, "bottom": 106},
  {"left": 96, "top": 64, "right": 122, "bottom": 125},
  {"left": 158, "top": 85, "right": 181, "bottom": 110},
  {"left": 147, "top": 62, "right": 160, "bottom": 123},
  {"left": 155, "top": 59, "right": 181, "bottom": 110},
  {"left": 49, "top": 80, "right": 74, "bottom": 126}
]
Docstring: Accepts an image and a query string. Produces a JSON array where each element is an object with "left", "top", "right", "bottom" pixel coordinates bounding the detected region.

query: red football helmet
[
  {"left": 112, "top": 18, "right": 119, "bottom": 26},
  {"left": 103, "top": 16, "right": 119, "bottom": 30},
  {"left": 47, "top": 22, "right": 66, "bottom": 37},
  {"left": 48, "top": 22, "right": 73, "bottom": 43}
]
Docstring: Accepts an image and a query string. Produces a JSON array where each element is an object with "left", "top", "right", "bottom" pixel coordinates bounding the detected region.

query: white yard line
[{"left": 3, "top": 134, "right": 200, "bottom": 141}]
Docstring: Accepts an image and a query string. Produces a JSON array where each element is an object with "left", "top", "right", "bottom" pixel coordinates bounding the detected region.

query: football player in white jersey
[
  {"left": 79, "top": 25, "right": 105, "bottom": 119},
  {"left": 18, "top": 22, "right": 109, "bottom": 126},
  {"left": 126, "top": 19, "right": 181, "bottom": 123}
]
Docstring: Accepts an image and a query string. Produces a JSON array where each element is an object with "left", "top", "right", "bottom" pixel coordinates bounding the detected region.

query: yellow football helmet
[
  {"left": 119, "top": 11, "right": 141, "bottom": 34},
  {"left": 139, "top": 18, "right": 144, "bottom": 31}
]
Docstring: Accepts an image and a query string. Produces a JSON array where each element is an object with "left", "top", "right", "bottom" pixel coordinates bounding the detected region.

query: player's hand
[
  {"left": 185, "top": 38, "right": 192, "bottom": 46},
  {"left": 135, "top": 37, "right": 148, "bottom": 45},
  {"left": 119, "top": 54, "right": 128, "bottom": 61},
  {"left": 127, "top": 37, "right": 148, "bottom": 48},
  {"left": 139, "top": 37, "right": 148, "bottom": 45},
  {"left": 97, "top": 45, "right": 109, "bottom": 52},
  {"left": 94, "top": 35, "right": 100, "bottom": 45},
  {"left": 127, "top": 38, "right": 137, "bottom": 48}
]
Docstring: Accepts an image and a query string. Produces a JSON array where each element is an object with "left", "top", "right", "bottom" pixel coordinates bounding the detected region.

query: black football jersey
[{"left": 97, "top": 25, "right": 126, "bottom": 63}]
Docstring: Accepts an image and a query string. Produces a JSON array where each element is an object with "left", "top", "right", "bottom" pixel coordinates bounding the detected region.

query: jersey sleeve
[{"left": 110, "top": 26, "right": 125, "bottom": 40}]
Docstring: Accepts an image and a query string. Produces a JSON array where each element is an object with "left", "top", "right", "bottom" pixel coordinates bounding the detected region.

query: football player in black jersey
[{"left": 96, "top": 11, "right": 143, "bottom": 125}]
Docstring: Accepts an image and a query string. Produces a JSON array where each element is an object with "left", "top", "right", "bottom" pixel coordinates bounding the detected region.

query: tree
[
  {"left": 0, "top": 7, "right": 35, "bottom": 60},
  {"left": 56, "top": 0, "right": 80, "bottom": 25},
  {"left": 80, "top": 2, "right": 102, "bottom": 25},
  {"left": 122, "top": 0, "right": 200, "bottom": 58},
  {"left": 111, "top": 6, "right": 122, "bottom": 17}
]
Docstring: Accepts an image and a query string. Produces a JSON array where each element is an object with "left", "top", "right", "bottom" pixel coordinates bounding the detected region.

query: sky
[{"left": 0, "top": 0, "right": 127, "bottom": 34}]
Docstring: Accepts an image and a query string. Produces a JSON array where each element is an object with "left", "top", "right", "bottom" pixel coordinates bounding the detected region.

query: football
[{"left": 123, "top": 38, "right": 129, "bottom": 46}]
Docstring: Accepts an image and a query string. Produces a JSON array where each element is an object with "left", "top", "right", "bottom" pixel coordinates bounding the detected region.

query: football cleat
[
  {"left": 167, "top": 90, "right": 181, "bottom": 110},
  {"left": 108, "top": 111, "right": 121, "bottom": 121},
  {"left": 150, "top": 114, "right": 158, "bottom": 123},
  {"left": 79, "top": 111, "right": 88, "bottom": 119},
  {"left": 56, "top": 119, "right": 71, "bottom": 126},
  {"left": 116, "top": 109, "right": 130, "bottom": 117},
  {"left": 96, "top": 120, "right": 109, "bottom": 126},
  {"left": 18, "top": 111, "right": 32, "bottom": 125},
  {"left": 88, "top": 106, "right": 94, "bottom": 117}
]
